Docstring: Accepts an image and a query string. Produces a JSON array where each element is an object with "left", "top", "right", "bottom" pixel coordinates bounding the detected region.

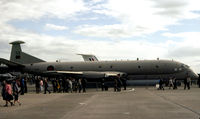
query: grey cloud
[
  {"left": 0, "top": 39, "right": 12, "bottom": 59},
  {"left": 192, "top": 60, "right": 200, "bottom": 63},
  {"left": 74, "top": 24, "right": 150, "bottom": 38},
  {"left": 22, "top": 40, "right": 80, "bottom": 61},
  {"left": 0, "top": 40, "right": 10, "bottom": 50},
  {"left": 153, "top": 0, "right": 187, "bottom": 9},
  {"left": 0, "top": 0, "right": 87, "bottom": 22},
  {"left": 0, "top": 39, "right": 82, "bottom": 62},
  {"left": 152, "top": 0, "right": 188, "bottom": 17},
  {"left": 167, "top": 47, "right": 200, "bottom": 58}
]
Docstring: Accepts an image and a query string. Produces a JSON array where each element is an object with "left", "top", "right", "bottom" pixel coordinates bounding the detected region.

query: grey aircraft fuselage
[{"left": 23, "top": 60, "right": 197, "bottom": 80}]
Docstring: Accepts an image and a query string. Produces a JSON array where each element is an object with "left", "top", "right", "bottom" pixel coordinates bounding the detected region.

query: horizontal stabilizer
[
  {"left": 19, "top": 52, "right": 45, "bottom": 64},
  {"left": 0, "top": 58, "right": 25, "bottom": 67}
]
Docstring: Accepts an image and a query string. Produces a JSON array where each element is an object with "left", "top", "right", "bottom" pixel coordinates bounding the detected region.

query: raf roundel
[{"left": 47, "top": 65, "right": 54, "bottom": 71}]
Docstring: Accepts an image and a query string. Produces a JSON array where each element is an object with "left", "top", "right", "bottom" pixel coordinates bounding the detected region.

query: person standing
[
  {"left": 13, "top": 79, "right": 21, "bottom": 106},
  {"left": 159, "top": 78, "right": 164, "bottom": 90},
  {"left": 24, "top": 77, "right": 28, "bottom": 93},
  {"left": 58, "top": 78, "right": 62, "bottom": 93},
  {"left": 65, "top": 78, "right": 69, "bottom": 93},
  {"left": 184, "top": 78, "right": 187, "bottom": 90},
  {"left": 121, "top": 77, "right": 127, "bottom": 90},
  {"left": 116, "top": 77, "right": 122, "bottom": 92},
  {"left": 68, "top": 78, "right": 73, "bottom": 93},
  {"left": 81, "top": 78, "right": 87, "bottom": 93},
  {"left": 168, "top": 78, "right": 173, "bottom": 89},
  {"left": 1, "top": 80, "right": 6, "bottom": 105},
  {"left": 40, "top": 78, "right": 43, "bottom": 92},
  {"left": 5, "top": 80, "right": 13, "bottom": 107},
  {"left": 72, "top": 78, "right": 77, "bottom": 93},
  {"left": 78, "top": 78, "right": 82, "bottom": 93},
  {"left": 51, "top": 78, "right": 57, "bottom": 93},
  {"left": 198, "top": 74, "right": 200, "bottom": 88},
  {"left": 101, "top": 78, "right": 105, "bottom": 91},
  {"left": 187, "top": 76, "right": 191, "bottom": 90},
  {"left": 35, "top": 78, "right": 40, "bottom": 94},
  {"left": 62, "top": 78, "right": 67, "bottom": 93},
  {"left": 114, "top": 78, "right": 118, "bottom": 92},
  {"left": 56, "top": 79, "right": 61, "bottom": 93},
  {"left": 20, "top": 77, "right": 25, "bottom": 95},
  {"left": 173, "top": 77, "right": 177, "bottom": 90},
  {"left": 44, "top": 78, "right": 51, "bottom": 94}
]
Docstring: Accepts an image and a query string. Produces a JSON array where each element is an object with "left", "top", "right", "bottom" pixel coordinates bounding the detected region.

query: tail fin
[
  {"left": 10, "top": 41, "right": 45, "bottom": 64},
  {"left": 77, "top": 54, "right": 99, "bottom": 61}
]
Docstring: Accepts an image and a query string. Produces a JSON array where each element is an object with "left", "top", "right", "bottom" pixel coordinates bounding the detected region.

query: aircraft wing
[
  {"left": 45, "top": 71, "right": 83, "bottom": 75},
  {"left": 0, "top": 58, "right": 25, "bottom": 67},
  {"left": 45, "top": 70, "right": 126, "bottom": 78}
]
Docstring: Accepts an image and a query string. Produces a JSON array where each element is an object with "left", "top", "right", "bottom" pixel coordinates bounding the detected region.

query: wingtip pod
[{"left": 9, "top": 41, "right": 25, "bottom": 45}]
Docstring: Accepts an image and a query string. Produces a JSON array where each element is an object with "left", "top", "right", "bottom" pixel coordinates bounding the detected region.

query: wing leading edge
[{"left": 0, "top": 58, "right": 25, "bottom": 67}]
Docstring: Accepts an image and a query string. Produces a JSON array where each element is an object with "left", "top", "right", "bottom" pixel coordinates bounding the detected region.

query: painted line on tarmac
[
  {"left": 159, "top": 94, "right": 200, "bottom": 116},
  {"left": 123, "top": 112, "right": 130, "bottom": 115},
  {"left": 147, "top": 90, "right": 200, "bottom": 116}
]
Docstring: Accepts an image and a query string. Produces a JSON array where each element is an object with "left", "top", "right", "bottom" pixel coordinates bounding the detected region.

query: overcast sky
[{"left": 1, "top": 0, "right": 200, "bottom": 73}]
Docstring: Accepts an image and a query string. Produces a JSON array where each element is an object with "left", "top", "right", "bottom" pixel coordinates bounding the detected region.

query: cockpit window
[
  {"left": 181, "top": 64, "right": 189, "bottom": 68},
  {"left": 185, "top": 65, "right": 189, "bottom": 68}
]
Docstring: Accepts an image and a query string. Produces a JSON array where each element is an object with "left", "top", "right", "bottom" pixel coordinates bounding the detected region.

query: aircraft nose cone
[
  {"left": 193, "top": 73, "right": 199, "bottom": 79},
  {"left": 188, "top": 69, "right": 198, "bottom": 80}
]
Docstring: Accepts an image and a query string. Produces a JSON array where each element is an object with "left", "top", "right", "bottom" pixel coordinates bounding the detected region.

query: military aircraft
[{"left": 0, "top": 41, "right": 198, "bottom": 81}]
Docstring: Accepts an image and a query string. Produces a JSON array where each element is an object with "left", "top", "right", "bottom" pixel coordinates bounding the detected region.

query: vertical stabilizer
[
  {"left": 10, "top": 41, "right": 45, "bottom": 64},
  {"left": 10, "top": 41, "right": 24, "bottom": 62}
]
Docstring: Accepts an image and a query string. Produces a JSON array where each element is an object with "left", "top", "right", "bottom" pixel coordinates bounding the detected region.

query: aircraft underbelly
[{"left": 127, "top": 71, "right": 187, "bottom": 80}]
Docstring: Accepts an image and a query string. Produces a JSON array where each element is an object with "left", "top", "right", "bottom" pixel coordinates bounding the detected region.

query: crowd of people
[
  {"left": 0, "top": 76, "right": 89, "bottom": 107},
  {"left": 158, "top": 76, "right": 193, "bottom": 90},
  {"left": 34, "top": 77, "right": 87, "bottom": 94},
  {"left": 100, "top": 77, "right": 127, "bottom": 92},
  {"left": 1, "top": 78, "right": 22, "bottom": 107},
  {"left": 1, "top": 74, "right": 200, "bottom": 107}
]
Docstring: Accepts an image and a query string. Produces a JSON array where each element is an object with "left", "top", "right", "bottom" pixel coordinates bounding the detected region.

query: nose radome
[{"left": 188, "top": 69, "right": 198, "bottom": 80}]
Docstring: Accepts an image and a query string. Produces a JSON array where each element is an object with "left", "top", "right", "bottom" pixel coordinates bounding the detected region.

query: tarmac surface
[{"left": 0, "top": 86, "right": 200, "bottom": 119}]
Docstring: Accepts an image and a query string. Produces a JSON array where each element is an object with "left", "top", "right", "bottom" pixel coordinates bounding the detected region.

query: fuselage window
[
  {"left": 70, "top": 66, "right": 74, "bottom": 70},
  {"left": 110, "top": 65, "right": 113, "bottom": 68},
  {"left": 138, "top": 66, "right": 141, "bottom": 69},
  {"left": 99, "top": 66, "right": 102, "bottom": 68},
  {"left": 156, "top": 65, "right": 159, "bottom": 68}
]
